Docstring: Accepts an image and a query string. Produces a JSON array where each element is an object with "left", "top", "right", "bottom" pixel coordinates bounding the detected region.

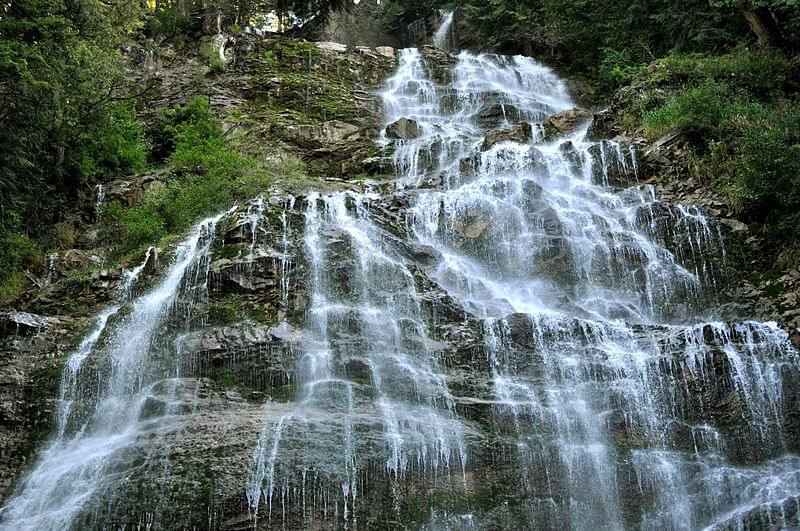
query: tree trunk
[{"left": 742, "top": 8, "right": 781, "bottom": 47}]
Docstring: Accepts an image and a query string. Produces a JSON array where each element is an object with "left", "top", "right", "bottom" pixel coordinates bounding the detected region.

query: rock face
[
  {"left": 543, "top": 106, "right": 590, "bottom": 138},
  {"left": 101, "top": 173, "right": 165, "bottom": 208},
  {"left": 385, "top": 117, "right": 421, "bottom": 140},
  {"left": 482, "top": 123, "right": 531, "bottom": 149},
  {"left": 292, "top": 120, "right": 362, "bottom": 148}
]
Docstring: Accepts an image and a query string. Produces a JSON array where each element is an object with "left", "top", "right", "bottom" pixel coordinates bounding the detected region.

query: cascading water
[
  {"left": 247, "top": 191, "right": 466, "bottom": 524},
  {"left": 375, "top": 48, "right": 800, "bottom": 529},
  {"left": 433, "top": 11, "right": 455, "bottom": 52},
  {"left": 0, "top": 213, "right": 228, "bottom": 530},
  {"left": 3, "top": 44, "right": 799, "bottom": 530}
]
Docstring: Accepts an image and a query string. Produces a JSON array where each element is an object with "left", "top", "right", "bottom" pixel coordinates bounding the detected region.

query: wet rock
[
  {"left": 406, "top": 243, "right": 442, "bottom": 267},
  {"left": 143, "top": 247, "right": 161, "bottom": 274},
  {"left": 482, "top": 123, "right": 531, "bottom": 150},
  {"left": 209, "top": 255, "right": 280, "bottom": 294},
  {"left": 386, "top": 117, "right": 421, "bottom": 140},
  {"left": 0, "top": 312, "right": 61, "bottom": 336},
  {"left": 587, "top": 141, "right": 639, "bottom": 188},
  {"left": 40, "top": 250, "right": 105, "bottom": 284},
  {"left": 586, "top": 108, "right": 618, "bottom": 140},
  {"left": 543, "top": 107, "right": 590, "bottom": 139},
  {"left": 452, "top": 212, "right": 491, "bottom": 239},
  {"left": 344, "top": 357, "right": 372, "bottom": 382},
  {"left": 476, "top": 103, "right": 524, "bottom": 128},
  {"left": 361, "top": 155, "right": 394, "bottom": 174}
]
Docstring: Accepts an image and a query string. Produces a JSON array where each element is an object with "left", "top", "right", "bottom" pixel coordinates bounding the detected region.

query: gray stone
[
  {"left": 482, "top": 123, "right": 531, "bottom": 150},
  {"left": 386, "top": 117, "right": 421, "bottom": 140},
  {"left": 543, "top": 107, "right": 590, "bottom": 139}
]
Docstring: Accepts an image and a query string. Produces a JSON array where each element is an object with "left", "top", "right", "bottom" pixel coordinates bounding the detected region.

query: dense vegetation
[{"left": 0, "top": 0, "right": 345, "bottom": 304}]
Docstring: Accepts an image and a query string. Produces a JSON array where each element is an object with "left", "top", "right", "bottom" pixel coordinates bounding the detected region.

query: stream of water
[{"left": 2, "top": 45, "right": 798, "bottom": 530}]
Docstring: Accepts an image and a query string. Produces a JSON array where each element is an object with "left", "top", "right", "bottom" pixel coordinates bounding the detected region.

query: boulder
[
  {"left": 586, "top": 108, "right": 618, "bottom": 140},
  {"left": 102, "top": 173, "right": 165, "bottom": 208},
  {"left": 482, "top": 123, "right": 531, "bottom": 150},
  {"left": 385, "top": 117, "right": 421, "bottom": 140},
  {"left": 406, "top": 243, "right": 442, "bottom": 267},
  {"left": 543, "top": 107, "right": 590, "bottom": 139},
  {"left": 314, "top": 41, "right": 348, "bottom": 54},
  {"left": 0, "top": 311, "right": 61, "bottom": 336},
  {"left": 375, "top": 46, "right": 395, "bottom": 59},
  {"left": 453, "top": 213, "right": 491, "bottom": 239}
]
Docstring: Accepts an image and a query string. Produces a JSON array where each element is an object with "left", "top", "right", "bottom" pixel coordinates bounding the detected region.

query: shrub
[
  {"left": 652, "top": 47, "right": 792, "bottom": 97},
  {"left": 642, "top": 81, "right": 738, "bottom": 139},
  {"left": 103, "top": 97, "right": 276, "bottom": 257},
  {"left": 729, "top": 111, "right": 800, "bottom": 237},
  {"left": 0, "top": 231, "right": 41, "bottom": 304},
  {"left": 71, "top": 103, "right": 147, "bottom": 181}
]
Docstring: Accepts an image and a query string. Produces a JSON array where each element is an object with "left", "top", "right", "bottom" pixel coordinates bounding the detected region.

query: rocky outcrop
[
  {"left": 386, "top": 117, "right": 421, "bottom": 140},
  {"left": 476, "top": 103, "right": 524, "bottom": 128},
  {"left": 291, "top": 120, "right": 362, "bottom": 148},
  {"left": 0, "top": 311, "right": 79, "bottom": 499},
  {"left": 542, "top": 106, "right": 590, "bottom": 139},
  {"left": 482, "top": 123, "right": 531, "bottom": 150},
  {"left": 101, "top": 172, "right": 166, "bottom": 209}
]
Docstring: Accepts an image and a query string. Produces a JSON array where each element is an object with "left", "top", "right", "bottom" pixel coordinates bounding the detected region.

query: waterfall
[
  {"left": 374, "top": 48, "right": 800, "bottom": 529},
  {"left": 247, "top": 192, "right": 466, "bottom": 523},
  {"left": 3, "top": 45, "right": 799, "bottom": 530},
  {"left": 433, "top": 11, "right": 455, "bottom": 51},
  {"left": 0, "top": 212, "right": 229, "bottom": 531}
]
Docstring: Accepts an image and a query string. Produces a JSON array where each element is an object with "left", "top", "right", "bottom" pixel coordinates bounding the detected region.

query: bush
[
  {"left": 103, "top": 97, "right": 275, "bottom": 256},
  {"left": 71, "top": 103, "right": 147, "bottom": 182},
  {"left": 729, "top": 111, "right": 800, "bottom": 237},
  {"left": 649, "top": 47, "right": 792, "bottom": 97},
  {"left": 642, "top": 81, "right": 739, "bottom": 138},
  {"left": 0, "top": 231, "right": 41, "bottom": 304}
]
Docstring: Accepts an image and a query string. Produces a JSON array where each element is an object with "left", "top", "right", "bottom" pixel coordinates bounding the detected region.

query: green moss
[
  {"left": 264, "top": 383, "right": 296, "bottom": 402},
  {"left": 217, "top": 372, "right": 234, "bottom": 388},
  {"left": 208, "top": 294, "right": 242, "bottom": 324},
  {"left": 765, "top": 282, "right": 786, "bottom": 299},
  {"left": 213, "top": 244, "right": 243, "bottom": 261}
]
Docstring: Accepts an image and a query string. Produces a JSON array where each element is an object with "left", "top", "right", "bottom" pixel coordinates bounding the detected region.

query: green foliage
[
  {"left": 0, "top": 232, "right": 41, "bottom": 303},
  {"left": 644, "top": 47, "right": 793, "bottom": 96},
  {"left": 250, "top": 39, "right": 357, "bottom": 122},
  {"left": 642, "top": 82, "right": 739, "bottom": 138},
  {"left": 202, "top": 38, "right": 228, "bottom": 73},
  {"left": 104, "top": 97, "right": 307, "bottom": 257},
  {"left": 71, "top": 104, "right": 148, "bottom": 182},
  {"left": 0, "top": 0, "right": 144, "bottom": 304},
  {"left": 638, "top": 47, "right": 800, "bottom": 241},
  {"left": 208, "top": 294, "right": 242, "bottom": 323},
  {"left": 729, "top": 111, "right": 800, "bottom": 237}
]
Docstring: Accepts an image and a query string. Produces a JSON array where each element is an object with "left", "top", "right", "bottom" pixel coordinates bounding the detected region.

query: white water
[
  {"left": 3, "top": 46, "right": 799, "bottom": 530},
  {"left": 247, "top": 191, "right": 466, "bottom": 523},
  {"left": 377, "top": 48, "right": 800, "bottom": 529},
  {"left": 433, "top": 11, "right": 455, "bottom": 51},
  {"left": 0, "top": 213, "right": 229, "bottom": 530}
]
